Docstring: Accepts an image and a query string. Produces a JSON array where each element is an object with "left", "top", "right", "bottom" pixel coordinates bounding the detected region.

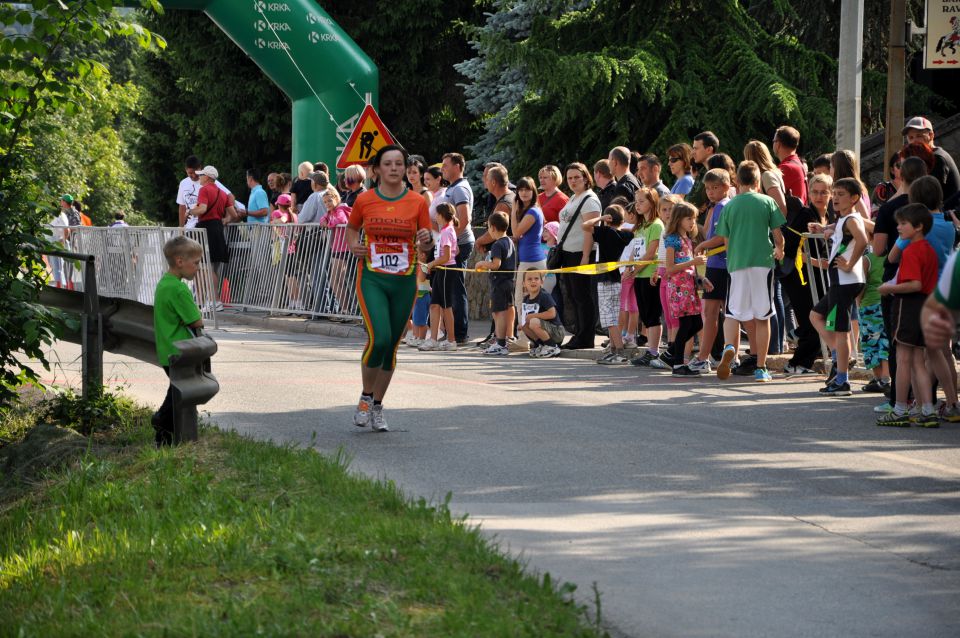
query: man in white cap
[{"left": 903, "top": 116, "right": 960, "bottom": 201}]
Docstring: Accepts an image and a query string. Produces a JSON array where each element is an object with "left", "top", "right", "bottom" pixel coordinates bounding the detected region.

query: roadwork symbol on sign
[{"left": 336, "top": 104, "right": 394, "bottom": 169}]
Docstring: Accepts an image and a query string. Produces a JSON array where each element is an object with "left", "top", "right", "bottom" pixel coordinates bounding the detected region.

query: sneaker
[
  {"left": 658, "top": 350, "right": 676, "bottom": 366},
  {"left": 783, "top": 363, "right": 816, "bottom": 375},
  {"left": 483, "top": 343, "right": 509, "bottom": 356},
  {"left": 754, "top": 368, "right": 773, "bottom": 383},
  {"left": 538, "top": 344, "right": 562, "bottom": 358},
  {"left": 370, "top": 404, "right": 389, "bottom": 432},
  {"left": 649, "top": 356, "right": 670, "bottom": 369},
  {"left": 877, "top": 410, "right": 911, "bottom": 427},
  {"left": 939, "top": 402, "right": 960, "bottom": 423},
  {"left": 733, "top": 355, "right": 757, "bottom": 376},
  {"left": 862, "top": 378, "right": 890, "bottom": 393},
  {"left": 476, "top": 335, "right": 496, "bottom": 349},
  {"left": 623, "top": 337, "right": 637, "bottom": 349},
  {"left": 687, "top": 357, "right": 712, "bottom": 373},
  {"left": 405, "top": 335, "right": 422, "bottom": 348},
  {"left": 631, "top": 351, "right": 655, "bottom": 367},
  {"left": 819, "top": 380, "right": 851, "bottom": 396},
  {"left": 353, "top": 395, "right": 373, "bottom": 428},
  {"left": 717, "top": 345, "right": 737, "bottom": 380},
  {"left": 439, "top": 340, "right": 458, "bottom": 351},
  {"left": 908, "top": 404, "right": 922, "bottom": 423},
  {"left": 874, "top": 401, "right": 894, "bottom": 414},
  {"left": 825, "top": 361, "right": 837, "bottom": 384},
  {"left": 418, "top": 339, "right": 439, "bottom": 351},
  {"left": 672, "top": 364, "right": 702, "bottom": 377},
  {"left": 529, "top": 345, "right": 543, "bottom": 358},
  {"left": 915, "top": 412, "right": 940, "bottom": 428},
  {"left": 598, "top": 352, "right": 628, "bottom": 365}
]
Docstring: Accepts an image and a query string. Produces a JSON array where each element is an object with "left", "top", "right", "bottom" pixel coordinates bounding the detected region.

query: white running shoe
[
  {"left": 418, "top": 339, "right": 439, "bottom": 351},
  {"left": 538, "top": 344, "right": 562, "bottom": 358},
  {"left": 370, "top": 404, "right": 389, "bottom": 432},
  {"left": 353, "top": 395, "right": 373, "bottom": 427},
  {"left": 483, "top": 343, "right": 510, "bottom": 356},
  {"left": 529, "top": 345, "right": 543, "bottom": 358},
  {"left": 439, "top": 340, "right": 458, "bottom": 351}
]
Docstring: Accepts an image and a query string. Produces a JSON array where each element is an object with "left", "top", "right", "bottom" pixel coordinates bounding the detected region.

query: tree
[{"left": 0, "top": 0, "right": 165, "bottom": 407}]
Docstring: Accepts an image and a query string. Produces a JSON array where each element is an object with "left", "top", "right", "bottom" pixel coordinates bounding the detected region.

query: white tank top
[{"left": 830, "top": 214, "right": 866, "bottom": 285}]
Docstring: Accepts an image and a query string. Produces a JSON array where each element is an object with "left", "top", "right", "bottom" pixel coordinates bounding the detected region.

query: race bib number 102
[{"left": 369, "top": 242, "right": 411, "bottom": 274}]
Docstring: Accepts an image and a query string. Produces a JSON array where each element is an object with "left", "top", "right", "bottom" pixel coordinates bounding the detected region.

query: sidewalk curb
[{"left": 217, "top": 310, "right": 366, "bottom": 339}]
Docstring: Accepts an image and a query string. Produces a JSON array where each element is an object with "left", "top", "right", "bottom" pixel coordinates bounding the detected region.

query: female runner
[{"left": 346, "top": 144, "right": 432, "bottom": 431}]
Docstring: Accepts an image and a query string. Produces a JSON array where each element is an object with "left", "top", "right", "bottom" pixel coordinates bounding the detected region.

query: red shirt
[
  {"left": 197, "top": 183, "right": 227, "bottom": 221},
  {"left": 538, "top": 190, "right": 569, "bottom": 224},
  {"left": 779, "top": 153, "right": 808, "bottom": 205},
  {"left": 348, "top": 187, "right": 430, "bottom": 276},
  {"left": 897, "top": 238, "right": 938, "bottom": 294}
]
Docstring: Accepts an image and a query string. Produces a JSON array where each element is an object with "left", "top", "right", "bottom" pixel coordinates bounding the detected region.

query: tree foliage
[
  {"left": 0, "top": 0, "right": 164, "bottom": 407},
  {"left": 134, "top": 0, "right": 482, "bottom": 222},
  {"left": 460, "top": 0, "right": 952, "bottom": 181}
]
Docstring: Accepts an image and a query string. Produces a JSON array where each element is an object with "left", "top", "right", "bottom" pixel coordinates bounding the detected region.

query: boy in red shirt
[{"left": 877, "top": 203, "right": 938, "bottom": 427}]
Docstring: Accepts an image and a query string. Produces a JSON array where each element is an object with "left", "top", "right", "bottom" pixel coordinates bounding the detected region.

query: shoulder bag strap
[{"left": 558, "top": 196, "right": 589, "bottom": 249}]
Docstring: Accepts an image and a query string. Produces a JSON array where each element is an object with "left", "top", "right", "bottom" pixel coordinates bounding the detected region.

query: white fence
[
  {"left": 220, "top": 223, "right": 361, "bottom": 320},
  {"left": 45, "top": 226, "right": 219, "bottom": 324}
]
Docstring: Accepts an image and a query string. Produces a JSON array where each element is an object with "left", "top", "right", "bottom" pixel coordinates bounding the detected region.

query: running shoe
[
  {"left": 862, "top": 378, "right": 890, "bottom": 393},
  {"left": 483, "top": 343, "right": 510, "bottom": 356},
  {"left": 418, "top": 338, "right": 439, "bottom": 351},
  {"left": 649, "top": 355, "right": 670, "bottom": 369},
  {"left": 631, "top": 351, "right": 655, "bottom": 367},
  {"left": 439, "top": 340, "right": 458, "bottom": 351},
  {"left": 825, "top": 361, "right": 837, "bottom": 385},
  {"left": 598, "top": 352, "right": 628, "bottom": 365},
  {"left": 672, "top": 364, "right": 702, "bottom": 377},
  {"left": 529, "top": 345, "right": 543, "bottom": 358},
  {"left": 405, "top": 335, "right": 422, "bottom": 348},
  {"left": 874, "top": 402, "right": 894, "bottom": 414},
  {"left": 783, "top": 363, "right": 816, "bottom": 375},
  {"left": 876, "top": 410, "right": 911, "bottom": 427},
  {"left": 915, "top": 412, "right": 940, "bottom": 428},
  {"left": 353, "top": 395, "right": 373, "bottom": 428},
  {"left": 687, "top": 357, "right": 712, "bottom": 373},
  {"left": 370, "top": 404, "right": 389, "bottom": 432},
  {"left": 733, "top": 355, "right": 757, "bottom": 376},
  {"left": 538, "top": 344, "right": 562, "bottom": 358},
  {"left": 939, "top": 402, "right": 960, "bottom": 423},
  {"left": 754, "top": 368, "right": 773, "bottom": 383},
  {"left": 818, "top": 380, "right": 851, "bottom": 396},
  {"left": 716, "top": 345, "right": 737, "bottom": 380}
]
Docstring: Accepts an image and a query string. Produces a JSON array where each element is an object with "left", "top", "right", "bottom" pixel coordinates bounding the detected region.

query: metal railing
[
  {"left": 45, "top": 226, "right": 219, "bottom": 326},
  {"left": 220, "top": 223, "right": 361, "bottom": 320},
  {"left": 801, "top": 232, "right": 857, "bottom": 363}
]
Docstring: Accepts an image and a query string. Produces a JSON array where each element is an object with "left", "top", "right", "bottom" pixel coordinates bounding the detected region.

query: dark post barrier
[{"left": 168, "top": 334, "right": 219, "bottom": 443}]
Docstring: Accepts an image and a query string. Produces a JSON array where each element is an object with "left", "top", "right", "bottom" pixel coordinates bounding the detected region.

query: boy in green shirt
[
  {"left": 153, "top": 236, "right": 204, "bottom": 446},
  {"left": 696, "top": 160, "right": 785, "bottom": 382}
]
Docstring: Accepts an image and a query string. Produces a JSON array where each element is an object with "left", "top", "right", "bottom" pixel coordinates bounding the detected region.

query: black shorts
[
  {"left": 431, "top": 267, "right": 456, "bottom": 309},
  {"left": 813, "top": 282, "right": 863, "bottom": 333},
  {"left": 490, "top": 278, "right": 515, "bottom": 313},
  {"left": 197, "top": 219, "right": 228, "bottom": 263},
  {"left": 892, "top": 293, "right": 926, "bottom": 347},
  {"left": 703, "top": 267, "right": 729, "bottom": 301},
  {"left": 634, "top": 276, "right": 662, "bottom": 328}
]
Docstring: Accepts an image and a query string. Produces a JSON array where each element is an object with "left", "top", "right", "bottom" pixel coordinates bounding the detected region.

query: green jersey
[
  {"left": 860, "top": 252, "right": 885, "bottom": 308},
  {"left": 934, "top": 250, "right": 960, "bottom": 309},
  {"left": 714, "top": 192, "right": 786, "bottom": 272},
  {"left": 636, "top": 219, "right": 664, "bottom": 278},
  {"left": 154, "top": 272, "right": 202, "bottom": 366}
]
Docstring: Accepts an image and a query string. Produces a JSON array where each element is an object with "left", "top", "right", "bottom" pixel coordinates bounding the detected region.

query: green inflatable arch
[{"left": 160, "top": 0, "right": 378, "bottom": 172}]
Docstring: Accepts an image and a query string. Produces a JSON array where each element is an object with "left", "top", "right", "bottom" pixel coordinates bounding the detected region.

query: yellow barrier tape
[{"left": 435, "top": 246, "right": 727, "bottom": 275}]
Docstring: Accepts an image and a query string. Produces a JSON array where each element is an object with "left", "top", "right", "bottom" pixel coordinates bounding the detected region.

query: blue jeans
[{"left": 453, "top": 241, "right": 473, "bottom": 341}]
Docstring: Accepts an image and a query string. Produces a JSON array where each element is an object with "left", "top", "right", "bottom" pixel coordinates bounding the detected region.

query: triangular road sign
[{"left": 336, "top": 104, "right": 395, "bottom": 169}]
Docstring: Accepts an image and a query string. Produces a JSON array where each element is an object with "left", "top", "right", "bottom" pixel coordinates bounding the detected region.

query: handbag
[{"left": 546, "top": 196, "right": 589, "bottom": 270}]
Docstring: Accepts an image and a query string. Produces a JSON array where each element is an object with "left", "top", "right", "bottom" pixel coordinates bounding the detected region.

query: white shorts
[
  {"left": 726, "top": 267, "right": 775, "bottom": 322},
  {"left": 597, "top": 280, "right": 622, "bottom": 328}
]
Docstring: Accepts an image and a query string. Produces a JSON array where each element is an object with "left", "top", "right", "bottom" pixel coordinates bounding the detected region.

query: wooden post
[{"left": 884, "top": 0, "right": 908, "bottom": 181}]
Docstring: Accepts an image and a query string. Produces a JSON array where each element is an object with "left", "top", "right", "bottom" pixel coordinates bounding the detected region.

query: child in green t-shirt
[
  {"left": 858, "top": 250, "right": 890, "bottom": 395},
  {"left": 152, "top": 236, "right": 204, "bottom": 446}
]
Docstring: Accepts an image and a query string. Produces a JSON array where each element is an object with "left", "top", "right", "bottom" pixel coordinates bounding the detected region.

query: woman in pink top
[
  {"left": 271, "top": 193, "right": 302, "bottom": 310},
  {"left": 319, "top": 188, "right": 352, "bottom": 314}
]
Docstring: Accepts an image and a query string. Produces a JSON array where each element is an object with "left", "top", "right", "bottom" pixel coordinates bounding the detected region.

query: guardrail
[{"left": 221, "top": 223, "right": 361, "bottom": 321}]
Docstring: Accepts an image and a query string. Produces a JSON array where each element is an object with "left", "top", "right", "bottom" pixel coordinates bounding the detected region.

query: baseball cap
[
  {"left": 276, "top": 193, "right": 292, "bottom": 207},
  {"left": 195, "top": 165, "right": 219, "bottom": 180},
  {"left": 60, "top": 194, "right": 74, "bottom": 204},
  {"left": 902, "top": 116, "right": 933, "bottom": 135}
]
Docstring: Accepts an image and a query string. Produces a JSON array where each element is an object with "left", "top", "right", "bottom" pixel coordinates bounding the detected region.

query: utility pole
[
  {"left": 836, "top": 0, "right": 864, "bottom": 158},
  {"left": 884, "top": 0, "right": 907, "bottom": 181}
]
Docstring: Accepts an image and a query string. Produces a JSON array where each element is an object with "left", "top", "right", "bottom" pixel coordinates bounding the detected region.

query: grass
[{"left": 0, "top": 396, "right": 606, "bottom": 637}]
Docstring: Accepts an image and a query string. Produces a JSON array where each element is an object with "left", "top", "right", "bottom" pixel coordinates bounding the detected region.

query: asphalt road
[{"left": 41, "top": 323, "right": 960, "bottom": 637}]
